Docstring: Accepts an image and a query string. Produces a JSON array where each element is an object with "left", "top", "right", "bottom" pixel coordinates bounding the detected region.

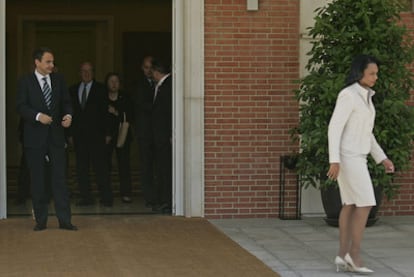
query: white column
[
  {"left": 183, "top": 0, "right": 205, "bottom": 217},
  {"left": 0, "top": 0, "right": 7, "bottom": 219},
  {"left": 299, "top": 0, "right": 331, "bottom": 216},
  {"left": 173, "top": 0, "right": 184, "bottom": 216},
  {"left": 173, "top": 0, "right": 205, "bottom": 217}
]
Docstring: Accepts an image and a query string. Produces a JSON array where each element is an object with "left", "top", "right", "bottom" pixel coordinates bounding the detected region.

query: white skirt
[{"left": 337, "top": 154, "right": 376, "bottom": 207}]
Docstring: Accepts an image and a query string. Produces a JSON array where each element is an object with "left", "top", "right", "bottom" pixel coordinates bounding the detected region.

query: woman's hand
[
  {"left": 327, "top": 163, "right": 340, "bottom": 180},
  {"left": 382, "top": 158, "right": 395, "bottom": 173}
]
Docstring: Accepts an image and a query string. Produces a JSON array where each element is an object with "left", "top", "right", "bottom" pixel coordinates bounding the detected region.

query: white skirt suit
[{"left": 328, "top": 83, "right": 387, "bottom": 207}]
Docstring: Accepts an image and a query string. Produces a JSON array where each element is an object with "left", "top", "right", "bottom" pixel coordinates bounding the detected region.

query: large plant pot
[
  {"left": 320, "top": 185, "right": 383, "bottom": 227},
  {"left": 282, "top": 155, "right": 298, "bottom": 170}
]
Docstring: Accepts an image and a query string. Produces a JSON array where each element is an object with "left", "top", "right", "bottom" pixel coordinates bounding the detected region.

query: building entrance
[{"left": 4, "top": 0, "right": 173, "bottom": 216}]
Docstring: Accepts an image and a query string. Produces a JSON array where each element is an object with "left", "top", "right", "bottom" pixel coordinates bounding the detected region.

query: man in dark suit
[
  {"left": 15, "top": 118, "right": 31, "bottom": 204},
  {"left": 151, "top": 58, "right": 172, "bottom": 214},
  {"left": 133, "top": 55, "right": 157, "bottom": 208},
  {"left": 16, "top": 47, "right": 77, "bottom": 231},
  {"left": 67, "top": 62, "right": 113, "bottom": 207}
]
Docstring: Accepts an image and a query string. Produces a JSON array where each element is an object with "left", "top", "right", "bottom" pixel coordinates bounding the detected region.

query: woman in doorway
[
  {"left": 105, "top": 72, "right": 133, "bottom": 203},
  {"left": 327, "top": 55, "right": 394, "bottom": 274}
]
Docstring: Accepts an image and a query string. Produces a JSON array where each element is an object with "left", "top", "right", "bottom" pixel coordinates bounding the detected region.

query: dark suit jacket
[
  {"left": 152, "top": 74, "right": 172, "bottom": 144},
  {"left": 133, "top": 73, "right": 154, "bottom": 139},
  {"left": 16, "top": 72, "right": 72, "bottom": 148},
  {"left": 68, "top": 80, "right": 110, "bottom": 143}
]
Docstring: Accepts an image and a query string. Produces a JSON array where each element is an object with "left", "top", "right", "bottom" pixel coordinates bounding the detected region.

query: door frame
[
  {"left": 0, "top": 0, "right": 205, "bottom": 219},
  {"left": 173, "top": 0, "right": 205, "bottom": 216},
  {"left": 0, "top": 0, "right": 6, "bottom": 219}
]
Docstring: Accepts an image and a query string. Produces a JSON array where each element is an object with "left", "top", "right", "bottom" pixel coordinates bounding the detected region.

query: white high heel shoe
[
  {"left": 344, "top": 253, "right": 374, "bottom": 274},
  {"left": 334, "top": 256, "right": 348, "bottom": 272}
]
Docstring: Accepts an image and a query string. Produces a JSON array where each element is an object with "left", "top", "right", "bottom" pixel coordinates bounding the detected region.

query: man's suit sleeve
[
  {"left": 16, "top": 75, "right": 38, "bottom": 122},
  {"left": 166, "top": 79, "right": 173, "bottom": 136},
  {"left": 64, "top": 83, "right": 78, "bottom": 138}
]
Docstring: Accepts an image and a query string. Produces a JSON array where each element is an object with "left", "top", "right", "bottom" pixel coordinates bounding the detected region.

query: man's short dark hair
[
  {"left": 32, "top": 47, "right": 53, "bottom": 62},
  {"left": 151, "top": 58, "right": 170, "bottom": 74}
]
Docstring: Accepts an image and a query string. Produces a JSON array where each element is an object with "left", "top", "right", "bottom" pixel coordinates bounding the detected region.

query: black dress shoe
[
  {"left": 145, "top": 202, "right": 156, "bottom": 209},
  {"left": 161, "top": 206, "right": 172, "bottom": 214},
  {"left": 151, "top": 203, "right": 162, "bottom": 213},
  {"left": 33, "top": 224, "right": 47, "bottom": 231},
  {"left": 121, "top": 196, "right": 132, "bottom": 203},
  {"left": 153, "top": 203, "right": 171, "bottom": 214},
  {"left": 59, "top": 223, "right": 78, "bottom": 231}
]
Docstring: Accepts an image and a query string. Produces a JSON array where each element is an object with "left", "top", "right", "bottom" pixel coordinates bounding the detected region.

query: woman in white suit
[{"left": 327, "top": 55, "right": 394, "bottom": 274}]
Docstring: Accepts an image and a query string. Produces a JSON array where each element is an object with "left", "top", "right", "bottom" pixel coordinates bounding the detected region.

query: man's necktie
[
  {"left": 148, "top": 78, "right": 155, "bottom": 90},
  {"left": 81, "top": 83, "right": 87, "bottom": 109},
  {"left": 42, "top": 77, "right": 52, "bottom": 109},
  {"left": 153, "top": 84, "right": 159, "bottom": 103}
]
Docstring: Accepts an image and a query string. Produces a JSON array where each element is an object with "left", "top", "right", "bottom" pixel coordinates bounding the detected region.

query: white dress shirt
[
  {"left": 78, "top": 81, "right": 91, "bottom": 103},
  {"left": 34, "top": 70, "right": 71, "bottom": 121},
  {"left": 34, "top": 70, "right": 50, "bottom": 121},
  {"left": 35, "top": 70, "right": 51, "bottom": 88}
]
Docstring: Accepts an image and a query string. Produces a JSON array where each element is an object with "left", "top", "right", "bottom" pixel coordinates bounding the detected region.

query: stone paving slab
[{"left": 210, "top": 216, "right": 414, "bottom": 277}]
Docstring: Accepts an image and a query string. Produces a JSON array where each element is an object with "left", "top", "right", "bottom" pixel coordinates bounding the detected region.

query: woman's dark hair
[
  {"left": 344, "top": 54, "right": 380, "bottom": 87},
  {"left": 104, "top": 72, "right": 121, "bottom": 87}
]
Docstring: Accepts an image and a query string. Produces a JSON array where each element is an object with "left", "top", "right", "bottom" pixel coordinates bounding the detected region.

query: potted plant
[{"left": 293, "top": 0, "right": 414, "bottom": 226}]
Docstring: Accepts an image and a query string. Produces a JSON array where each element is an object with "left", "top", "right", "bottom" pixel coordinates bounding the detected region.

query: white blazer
[{"left": 328, "top": 82, "right": 387, "bottom": 164}]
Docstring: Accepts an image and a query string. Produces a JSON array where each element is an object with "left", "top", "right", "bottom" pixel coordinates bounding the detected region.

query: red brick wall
[
  {"left": 204, "top": 0, "right": 300, "bottom": 218},
  {"left": 204, "top": 2, "right": 414, "bottom": 219},
  {"left": 379, "top": 13, "right": 414, "bottom": 216}
]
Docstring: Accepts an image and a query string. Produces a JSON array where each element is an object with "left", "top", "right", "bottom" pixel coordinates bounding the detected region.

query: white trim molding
[
  {"left": 299, "top": 0, "right": 329, "bottom": 216},
  {"left": 0, "top": 0, "right": 7, "bottom": 219},
  {"left": 173, "top": 0, "right": 205, "bottom": 217}
]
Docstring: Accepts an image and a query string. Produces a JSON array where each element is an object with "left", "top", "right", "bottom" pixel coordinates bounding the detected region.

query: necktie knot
[{"left": 148, "top": 79, "right": 155, "bottom": 89}]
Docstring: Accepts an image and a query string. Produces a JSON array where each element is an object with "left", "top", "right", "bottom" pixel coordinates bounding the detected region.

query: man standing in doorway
[
  {"left": 16, "top": 47, "right": 77, "bottom": 231},
  {"left": 133, "top": 55, "right": 157, "bottom": 209},
  {"left": 67, "top": 62, "right": 113, "bottom": 207},
  {"left": 151, "top": 58, "right": 172, "bottom": 214}
]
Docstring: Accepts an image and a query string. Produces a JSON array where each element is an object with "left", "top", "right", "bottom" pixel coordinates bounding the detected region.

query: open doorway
[{"left": 5, "top": 0, "right": 173, "bottom": 216}]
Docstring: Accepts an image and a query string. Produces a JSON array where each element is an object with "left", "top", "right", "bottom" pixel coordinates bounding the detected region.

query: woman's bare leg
[
  {"left": 338, "top": 204, "right": 354, "bottom": 257},
  {"left": 348, "top": 206, "right": 372, "bottom": 266}
]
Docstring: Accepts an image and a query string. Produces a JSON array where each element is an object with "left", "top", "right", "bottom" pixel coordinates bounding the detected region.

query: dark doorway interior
[
  {"left": 123, "top": 31, "right": 172, "bottom": 93},
  {"left": 6, "top": 0, "right": 172, "bottom": 216}
]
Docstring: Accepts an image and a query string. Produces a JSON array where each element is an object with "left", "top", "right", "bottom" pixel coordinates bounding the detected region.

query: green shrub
[{"left": 294, "top": 0, "right": 414, "bottom": 199}]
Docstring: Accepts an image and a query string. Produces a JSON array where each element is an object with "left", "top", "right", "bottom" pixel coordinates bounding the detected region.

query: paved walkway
[{"left": 210, "top": 216, "right": 414, "bottom": 277}]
